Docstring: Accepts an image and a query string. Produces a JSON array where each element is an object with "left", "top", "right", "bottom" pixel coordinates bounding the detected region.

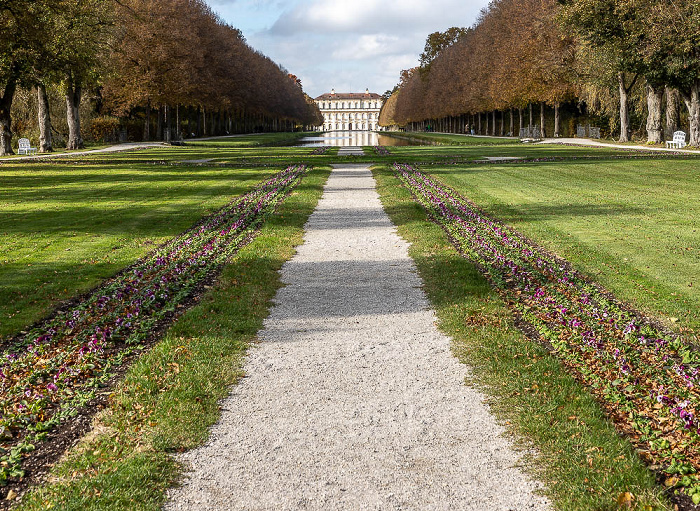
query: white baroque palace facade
[{"left": 314, "top": 88, "right": 384, "bottom": 132}]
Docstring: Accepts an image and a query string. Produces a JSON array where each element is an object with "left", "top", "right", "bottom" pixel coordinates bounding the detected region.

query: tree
[
  {"left": 41, "top": 0, "right": 112, "bottom": 149},
  {"left": 558, "top": 0, "right": 645, "bottom": 142},
  {"left": 640, "top": 0, "right": 700, "bottom": 146},
  {"left": 419, "top": 27, "right": 469, "bottom": 68},
  {"left": 0, "top": 0, "right": 54, "bottom": 154}
]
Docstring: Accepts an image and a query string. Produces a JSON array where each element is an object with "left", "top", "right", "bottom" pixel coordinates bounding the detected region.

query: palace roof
[{"left": 315, "top": 91, "right": 382, "bottom": 100}]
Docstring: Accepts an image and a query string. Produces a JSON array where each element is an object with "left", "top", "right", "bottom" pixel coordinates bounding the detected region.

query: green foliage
[
  {"left": 88, "top": 116, "right": 119, "bottom": 142},
  {"left": 13, "top": 166, "right": 329, "bottom": 511},
  {"left": 419, "top": 27, "right": 469, "bottom": 68},
  {"left": 374, "top": 164, "right": 670, "bottom": 510}
]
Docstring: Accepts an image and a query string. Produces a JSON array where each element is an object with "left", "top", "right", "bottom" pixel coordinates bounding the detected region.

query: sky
[{"left": 206, "top": 0, "right": 491, "bottom": 99}]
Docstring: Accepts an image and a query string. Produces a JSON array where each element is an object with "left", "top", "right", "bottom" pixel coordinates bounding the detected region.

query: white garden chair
[
  {"left": 666, "top": 131, "right": 687, "bottom": 149},
  {"left": 17, "top": 138, "right": 37, "bottom": 155}
]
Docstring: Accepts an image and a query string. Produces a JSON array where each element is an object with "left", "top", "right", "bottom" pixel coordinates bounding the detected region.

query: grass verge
[
  {"left": 372, "top": 164, "right": 670, "bottom": 510},
  {"left": 381, "top": 131, "right": 518, "bottom": 145},
  {"left": 428, "top": 158, "right": 700, "bottom": 333},
  {"left": 12, "top": 167, "right": 330, "bottom": 510}
]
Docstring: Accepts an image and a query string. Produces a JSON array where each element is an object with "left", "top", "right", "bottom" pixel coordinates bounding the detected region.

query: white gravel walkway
[{"left": 165, "top": 164, "right": 550, "bottom": 510}]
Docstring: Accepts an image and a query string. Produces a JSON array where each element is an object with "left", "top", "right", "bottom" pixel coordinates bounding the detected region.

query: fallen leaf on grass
[{"left": 617, "top": 491, "right": 633, "bottom": 508}]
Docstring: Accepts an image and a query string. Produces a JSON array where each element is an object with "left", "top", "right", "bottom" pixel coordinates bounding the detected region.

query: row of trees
[
  {"left": 385, "top": 0, "right": 699, "bottom": 146},
  {"left": 0, "top": 0, "right": 322, "bottom": 155}
]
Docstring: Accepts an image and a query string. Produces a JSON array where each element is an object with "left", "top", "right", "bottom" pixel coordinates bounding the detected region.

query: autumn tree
[
  {"left": 419, "top": 27, "right": 469, "bottom": 68},
  {"left": 44, "top": 0, "right": 112, "bottom": 149},
  {"left": 639, "top": 0, "right": 700, "bottom": 146},
  {"left": 0, "top": 0, "right": 55, "bottom": 154},
  {"left": 557, "top": 0, "right": 689, "bottom": 143}
]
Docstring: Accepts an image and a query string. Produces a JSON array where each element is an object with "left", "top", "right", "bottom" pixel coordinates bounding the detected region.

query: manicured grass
[
  {"left": 184, "top": 131, "right": 313, "bottom": 147},
  {"left": 382, "top": 131, "right": 518, "bottom": 145},
  {"left": 14, "top": 167, "right": 330, "bottom": 511},
  {"left": 0, "top": 161, "right": 281, "bottom": 340},
  {"left": 427, "top": 158, "right": 700, "bottom": 334},
  {"left": 373, "top": 165, "right": 670, "bottom": 510},
  {"left": 4, "top": 135, "right": 698, "bottom": 509}
]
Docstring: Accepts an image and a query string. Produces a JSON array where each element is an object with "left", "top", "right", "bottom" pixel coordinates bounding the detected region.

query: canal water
[{"left": 297, "top": 131, "right": 415, "bottom": 147}]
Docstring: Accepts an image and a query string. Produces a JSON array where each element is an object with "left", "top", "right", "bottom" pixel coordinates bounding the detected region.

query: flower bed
[
  {"left": 374, "top": 146, "right": 391, "bottom": 156},
  {"left": 311, "top": 146, "right": 329, "bottom": 155},
  {"left": 0, "top": 164, "right": 309, "bottom": 485},
  {"left": 394, "top": 163, "right": 700, "bottom": 502}
]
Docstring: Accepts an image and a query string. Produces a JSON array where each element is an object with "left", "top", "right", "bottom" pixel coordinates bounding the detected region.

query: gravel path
[{"left": 165, "top": 164, "right": 550, "bottom": 510}]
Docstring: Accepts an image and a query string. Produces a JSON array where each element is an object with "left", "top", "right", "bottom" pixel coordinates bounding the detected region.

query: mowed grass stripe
[
  {"left": 0, "top": 163, "right": 281, "bottom": 340},
  {"left": 428, "top": 158, "right": 700, "bottom": 333},
  {"left": 373, "top": 165, "right": 670, "bottom": 510},
  {"left": 14, "top": 167, "right": 331, "bottom": 511}
]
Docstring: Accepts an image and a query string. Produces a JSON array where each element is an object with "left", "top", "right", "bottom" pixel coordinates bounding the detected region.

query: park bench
[
  {"left": 577, "top": 124, "right": 601, "bottom": 139},
  {"left": 666, "top": 130, "right": 687, "bottom": 149},
  {"left": 519, "top": 126, "right": 541, "bottom": 140},
  {"left": 17, "top": 138, "right": 37, "bottom": 155}
]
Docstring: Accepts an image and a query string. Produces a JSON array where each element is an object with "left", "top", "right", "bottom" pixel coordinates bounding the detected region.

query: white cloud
[
  {"left": 331, "top": 34, "right": 403, "bottom": 60},
  {"left": 214, "top": 0, "right": 491, "bottom": 97},
  {"left": 270, "top": 0, "right": 487, "bottom": 35}
]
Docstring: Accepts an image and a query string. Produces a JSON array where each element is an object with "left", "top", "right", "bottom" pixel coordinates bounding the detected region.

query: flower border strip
[
  {"left": 393, "top": 162, "right": 700, "bottom": 495},
  {"left": 0, "top": 164, "right": 309, "bottom": 484},
  {"left": 374, "top": 146, "right": 391, "bottom": 156}
]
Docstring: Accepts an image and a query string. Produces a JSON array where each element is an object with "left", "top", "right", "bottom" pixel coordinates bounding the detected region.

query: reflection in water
[{"left": 298, "top": 131, "right": 416, "bottom": 147}]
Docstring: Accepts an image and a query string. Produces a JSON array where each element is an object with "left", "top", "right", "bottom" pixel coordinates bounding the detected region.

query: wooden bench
[
  {"left": 17, "top": 138, "right": 37, "bottom": 155},
  {"left": 666, "top": 130, "right": 687, "bottom": 149}
]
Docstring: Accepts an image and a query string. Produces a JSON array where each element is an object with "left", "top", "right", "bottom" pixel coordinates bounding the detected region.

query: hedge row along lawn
[
  {"left": 393, "top": 162, "right": 700, "bottom": 506},
  {"left": 0, "top": 164, "right": 309, "bottom": 493}
]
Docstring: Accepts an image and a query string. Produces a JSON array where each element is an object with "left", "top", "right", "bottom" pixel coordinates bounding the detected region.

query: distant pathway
[
  {"left": 540, "top": 137, "right": 699, "bottom": 154},
  {"left": 0, "top": 142, "right": 168, "bottom": 162},
  {"left": 165, "top": 164, "right": 550, "bottom": 510}
]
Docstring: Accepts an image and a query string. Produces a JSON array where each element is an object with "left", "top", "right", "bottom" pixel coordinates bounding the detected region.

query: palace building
[{"left": 314, "top": 88, "right": 384, "bottom": 132}]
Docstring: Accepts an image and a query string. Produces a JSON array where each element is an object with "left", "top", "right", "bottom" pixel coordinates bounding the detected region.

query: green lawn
[
  {"left": 374, "top": 165, "right": 670, "bottom": 510},
  {"left": 16, "top": 167, "right": 331, "bottom": 511},
  {"left": 382, "top": 131, "right": 518, "bottom": 145},
  {"left": 0, "top": 160, "right": 280, "bottom": 340},
  {"left": 426, "top": 158, "right": 700, "bottom": 333},
  {"left": 2, "top": 134, "right": 699, "bottom": 510}
]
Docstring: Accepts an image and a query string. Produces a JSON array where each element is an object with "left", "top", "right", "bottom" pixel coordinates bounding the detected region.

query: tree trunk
[
  {"left": 645, "top": 83, "right": 664, "bottom": 144},
  {"left": 156, "top": 107, "right": 162, "bottom": 140},
  {"left": 528, "top": 103, "right": 533, "bottom": 131},
  {"left": 680, "top": 78, "right": 700, "bottom": 147},
  {"left": 618, "top": 72, "right": 638, "bottom": 143},
  {"left": 65, "top": 83, "right": 83, "bottom": 150},
  {"left": 540, "top": 102, "right": 547, "bottom": 138},
  {"left": 0, "top": 78, "right": 16, "bottom": 155},
  {"left": 175, "top": 104, "right": 180, "bottom": 141},
  {"left": 554, "top": 102, "right": 561, "bottom": 137},
  {"left": 485, "top": 112, "right": 489, "bottom": 135},
  {"left": 509, "top": 108, "right": 513, "bottom": 137},
  {"left": 519, "top": 108, "right": 523, "bottom": 134},
  {"left": 492, "top": 110, "right": 496, "bottom": 136},
  {"left": 665, "top": 87, "right": 681, "bottom": 139},
  {"left": 478, "top": 113, "right": 481, "bottom": 134},
  {"left": 144, "top": 100, "right": 151, "bottom": 141},
  {"left": 37, "top": 83, "right": 52, "bottom": 152},
  {"left": 163, "top": 105, "right": 170, "bottom": 142}
]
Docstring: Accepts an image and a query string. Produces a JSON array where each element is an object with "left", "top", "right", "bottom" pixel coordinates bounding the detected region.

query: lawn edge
[
  {"left": 372, "top": 164, "right": 671, "bottom": 511},
  {"left": 11, "top": 167, "right": 331, "bottom": 510}
]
